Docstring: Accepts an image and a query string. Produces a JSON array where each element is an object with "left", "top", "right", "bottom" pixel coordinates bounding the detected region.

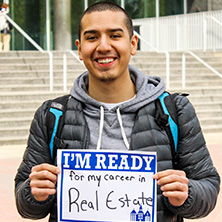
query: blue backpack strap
[
  {"left": 155, "top": 92, "right": 179, "bottom": 168},
  {"left": 158, "top": 92, "right": 178, "bottom": 152},
  {"left": 49, "top": 108, "right": 63, "bottom": 159},
  {"left": 46, "top": 95, "right": 70, "bottom": 161}
]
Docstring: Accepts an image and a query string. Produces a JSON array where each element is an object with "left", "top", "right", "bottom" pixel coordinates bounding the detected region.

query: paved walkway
[{"left": 0, "top": 132, "right": 221, "bottom": 222}]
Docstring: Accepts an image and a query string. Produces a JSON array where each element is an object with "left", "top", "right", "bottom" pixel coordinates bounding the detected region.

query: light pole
[
  {"left": 46, "top": 0, "right": 50, "bottom": 51},
  {"left": 184, "top": 0, "right": 187, "bottom": 14},
  {"left": 84, "top": 0, "right": 88, "bottom": 10},
  {"left": 156, "top": 0, "right": 159, "bottom": 17},
  {"left": 121, "top": 0, "right": 125, "bottom": 9}
]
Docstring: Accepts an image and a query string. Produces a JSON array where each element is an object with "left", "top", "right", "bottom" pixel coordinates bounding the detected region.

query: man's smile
[
  {"left": 97, "top": 58, "right": 115, "bottom": 64},
  {"left": 94, "top": 57, "right": 117, "bottom": 67}
]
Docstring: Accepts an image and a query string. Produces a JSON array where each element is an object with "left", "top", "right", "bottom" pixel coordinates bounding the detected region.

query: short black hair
[{"left": 78, "top": 1, "right": 134, "bottom": 41}]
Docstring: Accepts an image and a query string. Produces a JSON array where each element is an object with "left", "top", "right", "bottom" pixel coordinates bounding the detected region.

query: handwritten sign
[{"left": 57, "top": 150, "right": 157, "bottom": 222}]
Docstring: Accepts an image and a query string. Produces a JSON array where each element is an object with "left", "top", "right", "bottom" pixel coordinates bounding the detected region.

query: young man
[{"left": 15, "top": 2, "right": 220, "bottom": 222}]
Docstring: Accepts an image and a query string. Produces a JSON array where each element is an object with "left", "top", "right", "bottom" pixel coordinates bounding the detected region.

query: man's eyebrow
[
  {"left": 83, "top": 28, "right": 124, "bottom": 36},
  {"left": 107, "top": 28, "right": 124, "bottom": 33},
  {"left": 83, "top": 30, "right": 98, "bottom": 36}
]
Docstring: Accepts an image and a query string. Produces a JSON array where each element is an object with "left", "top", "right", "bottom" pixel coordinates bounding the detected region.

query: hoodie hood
[
  {"left": 70, "top": 65, "right": 165, "bottom": 112},
  {"left": 70, "top": 65, "right": 166, "bottom": 150}
]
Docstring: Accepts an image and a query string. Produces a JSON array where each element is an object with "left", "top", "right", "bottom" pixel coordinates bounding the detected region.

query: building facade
[{"left": 1, "top": 0, "right": 222, "bottom": 50}]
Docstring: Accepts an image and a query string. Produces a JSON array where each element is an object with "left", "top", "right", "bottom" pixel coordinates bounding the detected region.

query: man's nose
[{"left": 96, "top": 36, "right": 112, "bottom": 52}]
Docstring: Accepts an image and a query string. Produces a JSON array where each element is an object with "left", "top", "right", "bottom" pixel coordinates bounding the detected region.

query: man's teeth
[{"left": 97, "top": 58, "right": 114, "bottom": 64}]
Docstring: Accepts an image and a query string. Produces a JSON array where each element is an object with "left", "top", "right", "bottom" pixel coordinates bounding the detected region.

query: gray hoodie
[{"left": 70, "top": 65, "right": 165, "bottom": 150}]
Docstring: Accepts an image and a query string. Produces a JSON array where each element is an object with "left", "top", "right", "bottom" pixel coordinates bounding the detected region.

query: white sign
[{"left": 57, "top": 150, "right": 157, "bottom": 222}]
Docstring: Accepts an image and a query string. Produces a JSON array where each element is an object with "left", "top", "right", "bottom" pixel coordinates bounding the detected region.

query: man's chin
[
  {"left": 96, "top": 71, "right": 117, "bottom": 82},
  {"left": 99, "top": 76, "right": 117, "bottom": 82}
]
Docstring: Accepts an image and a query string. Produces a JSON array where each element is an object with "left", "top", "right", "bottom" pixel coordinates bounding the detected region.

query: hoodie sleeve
[
  {"left": 14, "top": 100, "right": 55, "bottom": 219},
  {"left": 164, "top": 95, "right": 220, "bottom": 219}
]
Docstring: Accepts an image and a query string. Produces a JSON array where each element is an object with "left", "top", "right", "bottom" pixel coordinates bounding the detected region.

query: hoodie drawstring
[
  {"left": 116, "top": 107, "right": 130, "bottom": 150},
  {"left": 96, "top": 106, "right": 130, "bottom": 150},
  {"left": 96, "top": 106, "right": 104, "bottom": 150}
]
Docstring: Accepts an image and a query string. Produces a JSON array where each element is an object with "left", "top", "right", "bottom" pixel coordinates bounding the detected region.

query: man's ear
[
  {"left": 75, "top": 39, "right": 83, "bottom": 60},
  {"left": 130, "top": 34, "right": 138, "bottom": 56}
]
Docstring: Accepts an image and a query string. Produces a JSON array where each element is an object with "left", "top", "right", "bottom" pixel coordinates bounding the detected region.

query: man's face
[{"left": 76, "top": 10, "right": 138, "bottom": 84}]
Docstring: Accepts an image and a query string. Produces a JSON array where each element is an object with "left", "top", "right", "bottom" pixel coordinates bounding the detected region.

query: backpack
[{"left": 46, "top": 92, "right": 180, "bottom": 166}]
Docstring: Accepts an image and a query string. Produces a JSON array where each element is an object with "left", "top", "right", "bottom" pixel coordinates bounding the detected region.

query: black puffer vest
[{"left": 48, "top": 97, "right": 178, "bottom": 221}]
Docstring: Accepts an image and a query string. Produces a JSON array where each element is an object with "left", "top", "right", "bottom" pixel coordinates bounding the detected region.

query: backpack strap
[
  {"left": 46, "top": 94, "right": 71, "bottom": 161},
  {"left": 155, "top": 92, "right": 179, "bottom": 168}
]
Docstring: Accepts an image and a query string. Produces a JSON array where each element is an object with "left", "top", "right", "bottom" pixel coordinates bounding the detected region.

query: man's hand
[
  {"left": 153, "top": 169, "right": 189, "bottom": 206},
  {"left": 29, "top": 163, "right": 60, "bottom": 202}
]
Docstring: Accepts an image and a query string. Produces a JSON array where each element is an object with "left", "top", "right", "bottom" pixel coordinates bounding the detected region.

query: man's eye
[
  {"left": 111, "top": 34, "right": 121, "bottom": 39},
  {"left": 86, "top": 36, "right": 97, "bottom": 40}
]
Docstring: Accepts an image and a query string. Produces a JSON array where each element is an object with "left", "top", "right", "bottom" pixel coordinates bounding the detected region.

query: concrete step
[
  {"left": 0, "top": 77, "right": 77, "bottom": 85},
  {"left": 0, "top": 118, "right": 32, "bottom": 128},
  {"left": 132, "top": 63, "right": 222, "bottom": 70},
  {"left": 0, "top": 69, "right": 86, "bottom": 78},
  {"left": 0, "top": 57, "right": 81, "bottom": 65},
  {"left": 0, "top": 126, "right": 29, "bottom": 138},
  {"left": 192, "top": 102, "right": 222, "bottom": 111},
  {"left": 0, "top": 136, "right": 28, "bottom": 145},
  {"left": 200, "top": 117, "right": 222, "bottom": 126},
  {"left": 0, "top": 84, "right": 73, "bottom": 92},
  {"left": 0, "top": 101, "right": 43, "bottom": 110},
  {"left": 140, "top": 67, "right": 222, "bottom": 75},
  {"left": 202, "top": 125, "right": 222, "bottom": 134},
  {"left": 0, "top": 91, "right": 66, "bottom": 101},
  {"left": 170, "top": 80, "right": 222, "bottom": 88},
  {"left": 196, "top": 109, "right": 222, "bottom": 118},
  {"left": 0, "top": 63, "right": 85, "bottom": 71},
  {"left": 0, "top": 50, "right": 80, "bottom": 57},
  {"left": 170, "top": 86, "right": 222, "bottom": 95},
  {"left": 189, "top": 94, "right": 222, "bottom": 103},
  {"left": 0, "top": 109, "right": 35, "bottom": 118}
]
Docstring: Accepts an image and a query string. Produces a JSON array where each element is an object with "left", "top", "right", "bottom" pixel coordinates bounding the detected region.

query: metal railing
[
  {"left": 133, "top": 10, "right": 222, "bottom": 52},
  {"left": 203, "top": 15, "right": 222, "bottom": 51},
  {"left": 63, "top": 50, "right": 84, "bottom": 92},
  {"left": 2, "top": 13, "right": 54, "bottom": 91},
  {"left": 182, "top": 51, "right": 222, "bottom": 88}
]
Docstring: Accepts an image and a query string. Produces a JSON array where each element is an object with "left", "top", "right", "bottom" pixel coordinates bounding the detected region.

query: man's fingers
[
  {"left": 30, "top": 163, "right": 60, "bottom": 183},
  {"left": 160, "top": 181, "right": 188, "bottom": 192},
  {"left": 31, "top": 187, "right": 56, "bottom": 196},
  {"left": 31, "top": 187, "right": 56, "bottom": 202},
  {"left": 154, "top": 169, "right": 186, "bottom": 179},
  {"left": 30, "top": 179, "right": 56, "bottom": 189},
  {"left": 162, "top": 190, "right": 188, "bottom": 200},
  {"left": 31, "top": 163, "right": 60, "bottom": 174},
  {"left": 29, "top": 169, "right": 58, "bottom": 183},
  {"left": 154, "top": 170, "right": 188, "bottom": 187},
  {"left": 157, "top": 174, "right": 188, "bottom": 186}
]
